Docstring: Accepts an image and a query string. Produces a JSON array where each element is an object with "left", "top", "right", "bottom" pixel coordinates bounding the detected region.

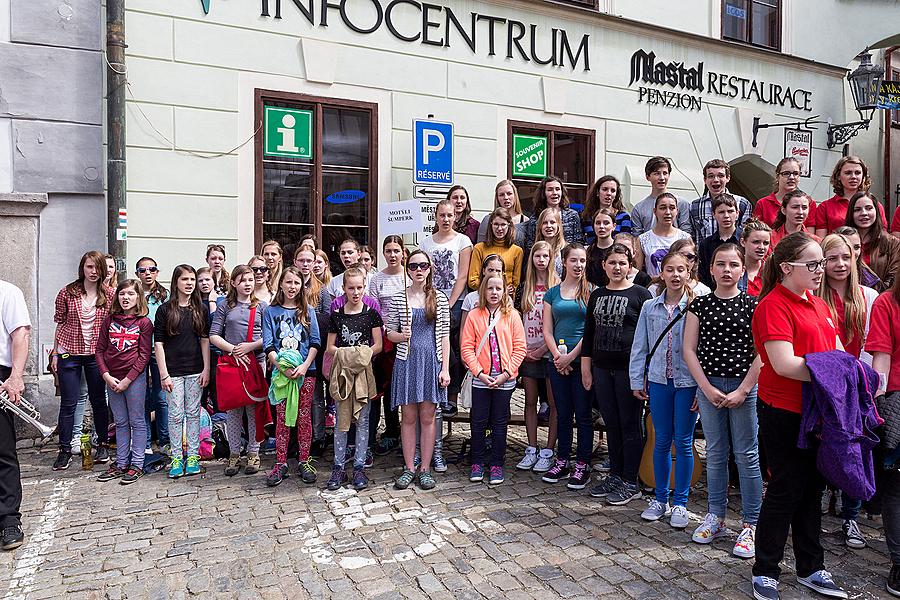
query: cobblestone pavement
[{"left": 1, "top": 421, "right": 895, "bottom": 600}]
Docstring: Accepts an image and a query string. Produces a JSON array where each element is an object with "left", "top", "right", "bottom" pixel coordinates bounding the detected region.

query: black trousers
[
  {"left": 752, "top": 401, "right": 824, "bottom": 580},
  {"left": 0, "top": 365, "right": 22, "bottom": 528},
  {"left": 593, "top": 367, "right": 642, "bottom": 484}
]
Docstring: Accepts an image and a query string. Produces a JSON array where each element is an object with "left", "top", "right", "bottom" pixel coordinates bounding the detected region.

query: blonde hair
[
  {"left": 816, "top": 234, "right": 866, "bottom": 346},
  {"left": 536, "top": 207, "right": 565, "bottom": 256},
  {"left": 521, "top": 241, "right": 560, "bottom": 313},
  {"left": 314, "top": 250, "right": 332, "bottom": 285},
  {"left": 614, "top": 233, "right": 642, "bottom": 268},
  {"left": 494, "top": 179, "right": 523, "bottom": 216},
  {"left": 561, "top": 243, "right": 592, "bottom": 308},
  {"left": 654, "top": 251, "right": 696, "bottom": 302},
  {"left": 477, "top": 275, "right": 514, "bottom": 315},
  {"left": 260, "top": 240, "right": 284, "bottom": 294}
]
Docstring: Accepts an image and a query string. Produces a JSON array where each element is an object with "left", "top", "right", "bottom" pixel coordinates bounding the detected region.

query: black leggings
[{"left": 592, "top": 367, "right": 642, "bottom": 484}]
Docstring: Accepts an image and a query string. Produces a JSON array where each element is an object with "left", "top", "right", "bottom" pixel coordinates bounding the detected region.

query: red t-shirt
[
  {"left": 865, "top": 291, "right": 900, "bottom": 391},
  {"left": 752, "top": 283, "right": 837, "bottom": 413},
  {"left": 891, "top": 206, "right": 900, "bottom": 234},
  {"left": 813, "top": 194, "right": 887, "bottom": 233},
  {"left": 746, "top": 273, "right": 763, "bottom": 297},
  {"left": 769, "top": 226, "right": 820, "bottom": 249},
  {"left": 753, "top": 193, "right": 816, "bottom": 228}
]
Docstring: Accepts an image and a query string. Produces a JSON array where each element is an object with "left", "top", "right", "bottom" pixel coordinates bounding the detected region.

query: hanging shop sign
[
  {"left": 628, "top": 49, "right": 814, "bottom": 113},
  {"left": 264, "top": 106, "right": 313, "bottom": 159},
  {"left": 784, "top": 129, "right": 813, "bottom": 178},
  {"left": 511, "top": 134, "right": 548, "bottom": 179},
  {"left": 199, "top": 0, "right": 591, "bottom": 71},
  {"left": 877, "top": 81, "right": 900, "bottom": 110}
]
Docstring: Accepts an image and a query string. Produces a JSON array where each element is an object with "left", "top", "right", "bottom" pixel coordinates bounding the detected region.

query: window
[
  {"left": 507, "top": 121, "right": 595, "bottom": 216},
  {"left": 255, "top": 90, "right": 377, "bottom": 268},
  {"left": 550, "top": 0, "right": 597, "bottom": 8},
  {"left": 722, "top": 0, "right": 780, "bottom": 51}
]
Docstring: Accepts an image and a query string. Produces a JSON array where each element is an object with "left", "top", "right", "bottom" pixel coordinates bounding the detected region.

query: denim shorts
[{"left": 520, "top": 357, "right": 549, "bottom": 379}]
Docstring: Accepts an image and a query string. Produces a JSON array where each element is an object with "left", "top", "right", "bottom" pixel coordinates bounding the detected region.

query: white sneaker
[
  {"left": 669, "top": 505, "right": 689, "bottom": 529},
  {"left": 70, "top": 442, "right": 81, "bottom": 456},
  {"left": 532, "top": 449, "right": 554, "bottom": 473},
  {"left": 692, "top": 512, "right": 726, "bottom": 544},
  {"left": 516, "top": 446, "right": 539, "bottom": 471},
  {"left": 641, "top": 499, "right": 669, "bottom": 521},
  {"left": 733, "top": 524, "right": 756, "bottom": 559}
]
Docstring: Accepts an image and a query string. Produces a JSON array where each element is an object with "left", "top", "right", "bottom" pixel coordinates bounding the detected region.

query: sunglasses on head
[
  {"left": 407, "top": 261, "right": 431, "bottom": 271},
  {"left": 251, "top": 266, "right": 269, "bottom": 273},
  {"left": 681, "top": 253, "right": 697, "bottom": 262},
  {"left": 136, "top": 266, "right": 159, "bottom": 274}
]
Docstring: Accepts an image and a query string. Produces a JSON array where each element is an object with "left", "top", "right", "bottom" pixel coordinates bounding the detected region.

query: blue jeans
[
  {"left": 648, "top": 379, "right": 698, "bottom": 506},
  {"left": 145, "top": 358, "right": 170, "bottom": 447},
  {"left": 548, "top": 363, "right": 593, "bottom": 464},
  {"left": 696, "top": 376, "right": 762, "bottom": 524},
  {"left": 108, "top": 375, "right": 148, "bottom": 469},
  {"left": 56, "top": 354, "right": 109, "bottom": 451}
]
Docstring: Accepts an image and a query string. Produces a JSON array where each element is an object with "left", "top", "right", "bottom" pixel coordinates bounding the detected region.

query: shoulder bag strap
[
  {"left": 475, "top": 312, "right": 500, "bottom": 358},
  {"left": 644, "top": 300, "right": 690, "bottom": 376},
  {"left": 246, "top": 305, "right": 257, "bottom": 343}
]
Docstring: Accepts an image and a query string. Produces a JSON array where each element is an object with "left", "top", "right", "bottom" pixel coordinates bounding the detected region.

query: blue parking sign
[{"left": 413, "top": 120, "right": 454, "bottom": 185}]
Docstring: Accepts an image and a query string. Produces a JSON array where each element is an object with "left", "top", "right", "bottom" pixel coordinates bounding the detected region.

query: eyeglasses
[
  {"left": 250, "top": 266, "right": 270, "bottom": 273},
  {"left": 779, "top": 171, "right": 801, "bottom": 178},
  {"left": 136, "top": 266, "right": 159, "bottom": 274},
  {"left": 785, "top": 259, "right": 826, "bottom": 272},
  {"left": 680, "top": 253, "right": 697, "bottom": 262},
  {"left": 407, "top": 262, "right": 431, "bottom": 271}
]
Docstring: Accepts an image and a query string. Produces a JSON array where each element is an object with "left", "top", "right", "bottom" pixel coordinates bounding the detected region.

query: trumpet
[{"left": 1, "top": 383, "right": 54, "bottom": 438}]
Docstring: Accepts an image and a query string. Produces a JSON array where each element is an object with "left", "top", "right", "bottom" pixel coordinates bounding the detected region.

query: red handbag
[{"left": 216, "top": 306, "right": 269, "bottom": 411}]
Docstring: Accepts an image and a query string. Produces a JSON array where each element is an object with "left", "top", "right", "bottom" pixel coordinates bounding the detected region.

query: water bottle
[
  {"left": 80, "top": 434, "right": 94, "bottom": 470},
  {"left": 557, "top": 338, "right": 568, "bottom": 357}
]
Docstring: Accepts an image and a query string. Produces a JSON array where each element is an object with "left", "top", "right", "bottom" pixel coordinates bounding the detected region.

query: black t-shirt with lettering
[
  {"left": 328, "top": 305, "right": 383, "bottom": 348},
  {"left": 688, "top": 292, "right": 757, "bottom": 378},
  {"left": 582, "top": 285, "right": 652, "bottom": 370}
]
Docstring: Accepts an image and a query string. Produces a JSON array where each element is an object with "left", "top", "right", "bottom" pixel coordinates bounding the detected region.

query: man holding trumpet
[{"left": 0, "top": 279, "right": 31, "bottom": 551}]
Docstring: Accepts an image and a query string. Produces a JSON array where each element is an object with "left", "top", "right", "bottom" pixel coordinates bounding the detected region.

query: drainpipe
[
  {"left": 106, "top": 0, "right": 127, "bottom": 271},
  {"left": 885, "top": 46, "right": 897, "bottom": 213}
]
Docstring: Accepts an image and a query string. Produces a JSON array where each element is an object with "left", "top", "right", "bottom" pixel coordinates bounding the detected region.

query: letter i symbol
[{"left": 277, "top": 114, "right": 299, "bottom": 153}]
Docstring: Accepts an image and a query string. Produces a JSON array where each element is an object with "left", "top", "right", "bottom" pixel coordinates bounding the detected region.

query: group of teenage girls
[{"left": 46, "top": 152, "right": 900, "bottom": 600}]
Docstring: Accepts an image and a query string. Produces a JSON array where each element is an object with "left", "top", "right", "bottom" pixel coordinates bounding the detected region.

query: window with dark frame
[
  {"left": 255, "top": 90, "right": 377, "bottom": 271},
  {"left": 722, "top": 0, "right": 780, "bottom": 51},
  {"left": 549, "top": 0, "right": 597, "bottom": 9},
  {"left": 507, "top": 121, "right": 595, "bottom": 216}
]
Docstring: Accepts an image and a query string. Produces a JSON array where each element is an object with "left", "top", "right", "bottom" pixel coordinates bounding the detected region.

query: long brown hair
[
  {"left": 654, "top": 251, "right": 696, "bottom": 302},
  {"left": 406, "top": 249, "right": 438, "bottom": 322},
  {"left": 830, "top": 155, "right": 870, "bottom": 196},
  {"left": 313, "top": 249, "right": 332, "bottom": 285},
  {"left": 447, "top": 185, "right": 472, "bottom": 233},
  {"left": 485, "top": 207, "right": 515, "bottom": 248},
  {"left": 110, "top": 279, "right": 148, "bottom": 317},
  {"left": 758, "top": 232, "right": 818, "bottom": 300},
  {"left": 260, "top": 239, "right": 284, "bottom": 294},
  {"left": 521, "top": 241, "right": 560, "bottom": 313},
  {"left": 561, "top": 243, "right": 591, "bottom": 308},
  {"left": 533, "top": 175, "right": 570, "bottom": 215},
  {"left": 206, "top": 244, "right": 230, "bottom": 294},
  {"left": 164, "top": 265, "right": 206, "bottom": 337},
  {"left": 272, "top": 266, "right": 310, "bottom": 327},
  {"left": 816, "top": 234, "right": 866, "bottom": 345},
  {"left": 582, "top": 175, "right": 624, "bottom": 221},
  {"left": 225, "top": 264, "right": 259, "bottom": 308},
  {"left": 66, "top": 250, "right": 111, "bottom": 308},
  {"left": 772, "top": 190, "right": 812, "bottom": 231},
  {"left": 846, "top": 192, "right": 891, "bottom": 259}
]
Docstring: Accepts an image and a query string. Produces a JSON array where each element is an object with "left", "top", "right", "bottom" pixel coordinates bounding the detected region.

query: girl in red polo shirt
[
  {"left": 752, "top": 158, "right": 814, "bottom": 228},
  {"left": 814, "top": 155, "right": 885, "bottom": 238},
  {"left": 750, "top": 232, "right": 847, "bottom": 600},
  {"left": 770, "top": 191, "right": 820, "bottom": 248}
]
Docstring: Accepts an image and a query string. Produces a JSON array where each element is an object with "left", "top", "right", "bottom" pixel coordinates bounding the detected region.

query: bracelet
[{"left": 162, "top": 375, "right": 171, "bottom": 382}]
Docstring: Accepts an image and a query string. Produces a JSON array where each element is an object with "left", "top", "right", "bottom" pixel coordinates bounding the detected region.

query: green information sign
[
  {"left": 264, "top": 106, "right": 313, "bottom": 159},
  {"left": 512, "top": 134, "right": 547, "bottom": 179}
]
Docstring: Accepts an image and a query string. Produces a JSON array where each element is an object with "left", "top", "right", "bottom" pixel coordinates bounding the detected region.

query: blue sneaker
[
  {"left": 488, "top": 466, "right": 504, "bottom": 485},
  {"left": 470, "top": 464, "right": 485, "bottom": 482},
  {"left": 184, "top": 455, "right": 201, "bottom": 476},
  {"left": 796, "top": 570, "right": 847, "bottom": 599},
  {"left": 168, "top": 456, "right": 185, "bottom": 479}
]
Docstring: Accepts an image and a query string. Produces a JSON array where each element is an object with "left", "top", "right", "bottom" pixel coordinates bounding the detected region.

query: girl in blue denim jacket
[{"left": 629, "top": 250, "right": 697, "bottom": 529}]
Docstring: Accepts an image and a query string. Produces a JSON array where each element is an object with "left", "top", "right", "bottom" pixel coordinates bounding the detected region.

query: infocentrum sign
[{"left": 197, "top": 0, "right": 591, "bottom": 71}]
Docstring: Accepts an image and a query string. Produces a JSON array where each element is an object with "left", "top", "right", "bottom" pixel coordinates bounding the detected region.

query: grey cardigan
[{"left": 384, "top": 289, "right": 451, "bottom": 362}]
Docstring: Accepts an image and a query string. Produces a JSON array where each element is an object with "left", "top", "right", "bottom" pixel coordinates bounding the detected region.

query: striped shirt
[{"left": 383, "top": 290, "right": 450, "bottom": 362}]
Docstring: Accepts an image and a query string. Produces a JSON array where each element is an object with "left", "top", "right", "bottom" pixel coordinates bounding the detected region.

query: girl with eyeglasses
[
  {"left": 248, "top": 255, "right": 273, "bottom": 305},
  {"left": 477, "top": 180, "right": 529, "bottom": 247},
  {"left": 814, "top": 155, "right": 884, "bottom": 238},
  {"left": 749, "top": 232, "right": 847, "bottom": 600},
  {"left": 845, "top": 191, "right": 900, "bottom": 290},
  {"left": 468, "top": 207, "right": 523, "bottom": 295},
  {"left": 770, "top": 191, "right": 820, "bottom": 248},
  {"left": 753, "top": 158, "right": 815, "bottom": 229},
  {"left": 205, "top": 244, "right": 229, "bottom": 297},
  {"left": 647, "top": 238, "right": 711, "bottom": 298},
  {"left": 136, "top": 257, "right": 171, "bottom": 455},
  {"left": 260, "top": 240, "right": 284, "bottom": 295},
  {"left": 385, "top": 250, "right": 451, "bottom": 491}
]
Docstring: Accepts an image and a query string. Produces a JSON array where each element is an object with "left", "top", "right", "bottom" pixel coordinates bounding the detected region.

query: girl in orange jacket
[{"left": 460, "top": 275, "right": 527, "bottom": 485}]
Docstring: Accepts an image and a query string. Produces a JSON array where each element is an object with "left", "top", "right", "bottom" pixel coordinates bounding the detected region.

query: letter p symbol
[{"left": 422, "top": 129, "right": 445, "bottom": 166}]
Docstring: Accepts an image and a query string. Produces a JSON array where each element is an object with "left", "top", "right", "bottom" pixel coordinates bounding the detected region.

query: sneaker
[
  {"left": 168, "top": 456, "right": 185, "bottom": 479},
  {"left": 1, "top": 525, "right": 24, "bottom": 551},
  {"left": 159, "top": 443, "right": 172, "bottom": 457},
  {"left": 185, "top": 455, "right": 201, "bottom": 476},
  {"left": 589, "top": 475, "right": 621, "bottom": 498},
  {"left": 532, "top": 449, "right": 554, "bottom": 473},
  {"left": 641, "top": 499, "right": 670, "bottom": 522},
  {"left": 120, "top": 467, "right": 142, "bottom": 485},
  {"left": 594, "top": 458, "right": 611, "bottom": 473},
  {"left": 417, "top": 470, "right": 436, "bottom": 490},
  {"left": 432, "top": 452, "right": 448, "bottom": 473},
  {"left": 93, "top": 445, "right": 110, "bottom": 464},
  {"left": 394, "top": 468, "right": 415, "bottom": 490},
  {"left": 541, "top": 459, "right": 570, "bottom": 483},
  {"left": 567, "top": 462, "right": 590, "bottom": 490},
  {"left": 244, "top": 454, "right": 260, "bottom": 475},
  {"left": 843, "top": 519, "right": 866, "bottom": 549},
  {"left": 442, "top": 403, "right": 458, "bottom": 417},
  {"left": 351, "top": 466, "right": 368, "bottom": 490},
  {"left": 796, "top": 570, "right": 847, "bottom": 599},
  {"left": 607, "top": 480, "right": 642, "bottom": 506},
  {"left": 887, "top": 564, "right": 900, "bottom": 597},
  {"left": 144, "top": 448, "right": 153, "bottom": 456},
  {"left": 470, "top": 464, "right": 485, "bottom": 482},
  {"left": 488, "top": 466, "right": 504, "bottom": 485},
  {"left": 97, "top": 465, "right": 126, "bottom": 482},
  {"left": 692, "top": 513, "right": 725, "bottom": 543},
  {"left": 516, "top": 447, "right": 539, "bottom": 471},
  {"left": 52, "top": 450, "right": 72, "bottom": 471},
  {"left": 364, "top": 448, "right": 374, "bottom": 468},
  {"left": 224, "top": 456, "right": 241, "bottom": 476},
  {"left": 537, "top": 402, "right": 550, "bottom": 422},
  {"left": 821, "top": 488, "right": 834, "bottom": 515},
  {"left": 266, "top": 463, "right": 289, "bottom": 487},
  {"left": 733, "top": 524, "right": 756, "bottom": 559},
  {"left": 752, "top": 576, "right": 780, "bottom": 600},
  {"left": 669, "top": 505, "right": 689, "bottom": 529},
  {"left": 326, "top": 467, "right": 346, "bottom": 491},
  {"left": 298, "top": 459, "right": 317, "bottom": 483},
  {"left": 373, "top": 437, "right": 399, "bottom": 456},
  {"left": 70, "top": 441, "right": 81, "bottom": 455}
]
